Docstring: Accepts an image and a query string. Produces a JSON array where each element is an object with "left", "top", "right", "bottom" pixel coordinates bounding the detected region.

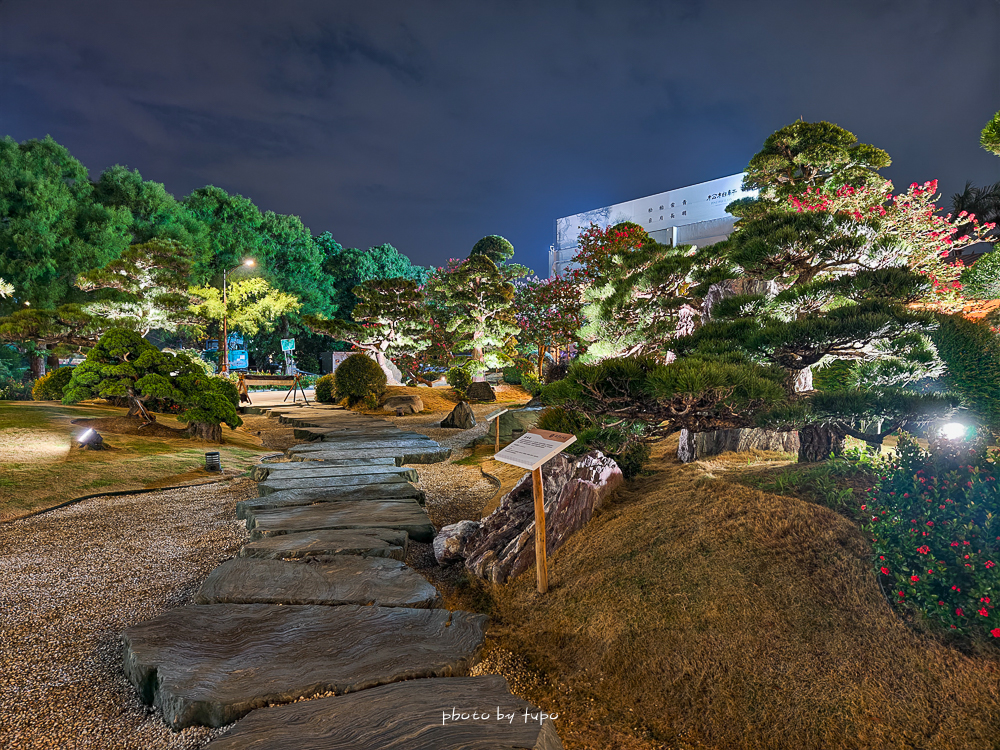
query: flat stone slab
[
  {"left": 293, "top": 426, "right": 408, "bottom": 440},
  {"left": 288, "top": 446, "right": 452, "bottom": 465},
  {"left": 209, "top": 675, "right": 563, "bottom": 750},
  {"left": 258, "top": 473, "right": 412, "bottom": 497},
  {"left": 238, "top": 486, "right": 426, "bottom": 520},
  {"left": 195, "top": 557, "right": 441, "bottom": 608},
  {"left": 255, "top": 464, "right": 417, "bottom": 482},
  {"left": 122, "top": 604, "right": 487, "bottom": 729},
  {"left": 252, "top": 458, "right": 397, "bottom": 481},
  {"left": 239, "top": 528, "right": 409, "bottom": 560},
  {"left": 247, "top": 500, "right": 436, "bottom": 542}
]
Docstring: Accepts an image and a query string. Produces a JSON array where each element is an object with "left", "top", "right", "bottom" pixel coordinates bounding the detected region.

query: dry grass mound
[
  {"left": 70, "top": 416, "right": 190, "bottom": 439},
  {"left": 482, "top": 443, "right": 1000, "bottom": 750}
]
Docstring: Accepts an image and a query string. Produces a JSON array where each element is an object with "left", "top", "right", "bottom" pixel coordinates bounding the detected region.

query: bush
[
  {"left": 544, "top": 361, "right": 570, "bottom": 384},
  {"left": 32, "top": 367, "right": 75, "bottom": 401},
  {"left": 868, "top": 434, "right": 1000, "bottom": 638},
  {"left": 0, "top": 377, "right": 33, "bottom": 400},
  {"left": 502, "top": 366, "right": 523, "bottom": 385},
  {"left": 315, "top": 373, "right": 336, "bottom": 403},
  {"left": 446, "top": 366, "right": 473, "bottom": 398},
  {"left": 537, "top": 406, "right": 650, "bottom": 479},
  {"left": 521, "top": 371, "right": 543, "bottom": 396},
  {"left": 335, "top": 353, "right": 387, "bottom": 408},
  {"left": 931, "top": 314, "right": 1000, "bottom": 433}
]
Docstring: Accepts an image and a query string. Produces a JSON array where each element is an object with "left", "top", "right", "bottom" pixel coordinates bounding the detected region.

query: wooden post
[
  {"left": 495, "top": 419, "right": 501, "bottom": 453},
  {"left": 532, "top": 466, "right": 548, "bottom": 594}
]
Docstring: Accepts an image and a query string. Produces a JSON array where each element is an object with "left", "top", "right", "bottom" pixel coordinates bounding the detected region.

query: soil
[{"left": 70, "top": 416, "right": 191, "bottom": 440}]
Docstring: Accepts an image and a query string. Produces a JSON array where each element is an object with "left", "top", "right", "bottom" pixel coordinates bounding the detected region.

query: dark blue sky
[{"left": 2, "top": 0, "right": 998, "bottom": 274}]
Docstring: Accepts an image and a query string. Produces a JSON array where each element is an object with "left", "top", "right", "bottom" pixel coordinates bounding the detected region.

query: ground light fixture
[
  {"left": 77, "top": 428, "right": 105, "bottom": 450},
  {"left": 940, "top": 422, "right": 968, "bottom": 441},
  {"left": 205, "top": 451, "right": 222, "bottom": 472}
]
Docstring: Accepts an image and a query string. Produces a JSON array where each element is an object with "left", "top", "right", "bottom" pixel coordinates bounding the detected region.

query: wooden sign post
[
  {"left": 485, "top": 408, "right": 508, "bottom": 453},
  {"left": 493, "top": 428, "right": 577, "bottom": 594}
]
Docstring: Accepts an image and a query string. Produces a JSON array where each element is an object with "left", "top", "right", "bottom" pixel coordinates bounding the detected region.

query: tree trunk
[
  {"left": 185, "top": 421, "right": 223, "bottom": 442},
  {"left": 537, "top": 345, "right": 547, "bottom": 378},
  {"left": 28, "top": 353, "right": 45, "bottom": 380},
  {"left": 46, "top": 350, "right": 60, "bottom": 371},
  {"left": 797, "top": 424, "right": 845, "bottom": 462}
]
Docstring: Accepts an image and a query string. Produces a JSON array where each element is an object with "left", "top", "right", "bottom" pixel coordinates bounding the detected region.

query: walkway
[{"left": 121, "top": 403, "right": 562, "bottom": 749}]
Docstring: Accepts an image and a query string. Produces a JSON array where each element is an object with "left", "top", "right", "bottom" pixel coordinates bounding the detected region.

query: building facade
[{"left": 550, "top": 173, "right": 757, "bottom": 278}]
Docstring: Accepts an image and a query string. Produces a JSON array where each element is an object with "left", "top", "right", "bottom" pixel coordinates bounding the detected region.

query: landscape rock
[
  {"left": 195, "top": 557, "right": 441, "bottom": 608},
  {"left": 465, "top": 381, "right": 496, "bottom": 402},
  {"left": 209, "top": 675, "right": 563, "bottom": 750},
  {"left": 463, "top": 450, "right": 623, "bottom": 583},
  {"left": 433, "top": 520, "right": 482, "bottom": 564},
  {"left": 239, "top": 528, "right": 409, "bottom": 561},
  {"left": 488, "top": 407, "right": 544, "bottom": 441},
  {"left": 439, "top": 401, "right": 476, "bottom": 429},
  {"left": 382, "top": 395, "right": 423, "bottom": 414},
  {"left": 677, "top": 428, "right": 800, "bottom": 463},
  {"left": 122, "top": 604, "right": 487, "bottom": 729}
]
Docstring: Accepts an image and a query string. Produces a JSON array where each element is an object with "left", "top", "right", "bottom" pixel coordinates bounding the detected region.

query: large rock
[
  {"left": 440, "top": 401, "right": 476, "bottom": 429},
  {"left": 122, "top": 604, "right": 487, "bottom": 729},
  {"left": 465, "top": 381, "right": 496, "bottom": 402},
  {"left": 208, "top": 675, "right": 563, "bottom": 750},
  {"left": 433, "top": 520, "right": 482, "bottom": 564},
  {"left": 677, "top": 428, "right": 800, "bottom": 463},
  {"left": 195, "top": 557, "right": 441, "bottom": 608},
  {"left": 239, "top": 528, "right": 409, "bottom": 561},
  {"left": 463, "top": 451, "right": 623, "bottom": 584},
  {"left": 488, "top": 407, "right": 544, "bottom": 441},
  {"left": 382, "top": 395, "right": 423, "bottom": 414},
  {"left": 246, "top": 499, "right": 436, "bottom": 543}
]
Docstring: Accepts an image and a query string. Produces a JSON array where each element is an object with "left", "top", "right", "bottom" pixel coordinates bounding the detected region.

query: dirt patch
[{"left": 71, "top": 416, "right": 191, "bottom": 439}]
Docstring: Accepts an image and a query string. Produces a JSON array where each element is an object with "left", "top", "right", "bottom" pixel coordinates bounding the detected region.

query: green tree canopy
[
  {"left": 188, "top": 277, "right": 301, "bottom": 339},
  {"left": 319, "top": 236, "right": 431, "bottom": 318},
  {"left": 982, "top": 108, "right": 1000, "bottom": 157},
  {"left": 470, "top": 235, "right": 515, "bottom": 266}
]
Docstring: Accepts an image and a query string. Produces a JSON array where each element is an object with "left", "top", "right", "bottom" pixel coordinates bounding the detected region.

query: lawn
[
  {"left": 451, "top": 436, "right": 1000, "bottom": 750},
  {"left": 0, "top": 401, "right": 268, "bottom": 521}
]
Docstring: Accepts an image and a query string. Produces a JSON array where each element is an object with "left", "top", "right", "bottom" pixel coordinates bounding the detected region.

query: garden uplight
[{"left": 940, "top": 422, "right": 968, "bottom": 441}]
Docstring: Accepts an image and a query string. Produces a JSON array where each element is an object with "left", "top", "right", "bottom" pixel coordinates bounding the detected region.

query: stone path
[{"left": 120, "top": 402, "right": 563, "bottom": 747}]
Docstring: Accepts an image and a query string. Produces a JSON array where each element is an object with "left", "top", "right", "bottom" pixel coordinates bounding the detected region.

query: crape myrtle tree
[
  {"left": 305, "top": 277, "right": 430, "bottom": 379},
  {"left": 427, "top": 242, "right": 531, "bottom": 374},
  {"left": 62, "top": 328, "right": 242, "bottom": 441},
  {"left": 514, "top": 276, "right": 584, "bottom": 376}
]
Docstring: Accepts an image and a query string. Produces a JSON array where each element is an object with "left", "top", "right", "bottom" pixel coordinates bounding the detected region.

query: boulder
[
  {"left": 677, "top": 428, "right": 800, "bottom": 463},
  {"left": 488, "top": 407, "right": 544, "bottom": 441},
  {"left": 433, "top": 520, "right": 482, "bottom": 564},
  {"left": 465, "top": 381, "right": 496, "bottom": 402},
  {"left": 463, "top": 450, "right": 623, "bottom": 584},
  {"left": 440, "top": 401, "right": 476, "bottom": 429},
  {"left": 382, "top": 395, "right": 423, "bottom": 414}
]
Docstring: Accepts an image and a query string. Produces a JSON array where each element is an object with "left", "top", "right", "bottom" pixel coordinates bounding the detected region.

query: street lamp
[{"left": 220, "top": 259, "right": 255, "bottom": 375}]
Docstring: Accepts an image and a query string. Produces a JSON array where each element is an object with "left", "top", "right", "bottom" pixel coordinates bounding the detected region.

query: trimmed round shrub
[
  {"left": 314, "top": 373, "right": 336, "bottom": 403},
  {"left": 32, "top": 367, "right": 75, "bottom": 401},
  {"left": 335, "top": 353, "right": 387, "bottom": 408},
  {"left": 868, "top": 434, "right": 1000, "bottom": 637},
  {"left": 446, "top": 366, "right": 473, "bottom": 398}
]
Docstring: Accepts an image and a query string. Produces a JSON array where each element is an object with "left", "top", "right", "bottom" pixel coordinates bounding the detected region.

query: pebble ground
[{"left": 0, "top": 479, "right": 254, "bottom": 749}]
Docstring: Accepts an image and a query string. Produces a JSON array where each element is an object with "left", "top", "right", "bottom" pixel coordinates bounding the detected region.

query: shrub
[
  {"left": 0, "top": 377, "right": 33, "bottom": 400},
  {"left": 931, "top": 314, "right": 1000, "bottom": 433},
  {"left": 315, "top": 373, "right": 336, "bottom": 403},
  {"left": 502, "top": 365, "right": 523, "bottom": 385},
  {"left": 335, "top": 353, "right": 387, "bottom": 408},
  {"left": 521, "top": 371, "right": 543, "bottom": 396},
  {"left": 544, "top": 361, "right": 570, "bottom": 384},
  {"left": 537, "top": 405, "right": 650, "bottom": 479},
  {"left": 446, "top": 366, "right": 473, "bottom": 398},
  {"left": 32, "top": 367, "right": 75, "bottom": 401},
  {"left": 868, "top": 434, "right": 1000, "bottom": 638}
]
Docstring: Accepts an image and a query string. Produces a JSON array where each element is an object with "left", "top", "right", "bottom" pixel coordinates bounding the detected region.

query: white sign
[
  {"left": 494, "top": 428, "right": 577, "bottom": 471},
  {"left": 486, "top": 408, "right": 508, "bottom": 422}
]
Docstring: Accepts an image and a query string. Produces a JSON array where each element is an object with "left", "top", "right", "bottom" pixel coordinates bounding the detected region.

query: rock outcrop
[
  {"left": 440, "top": 401, "right": 476, "bottom": 429},
  {"left": 465, "top": 381, "right": 496, "bottom": 402},
  {"left": 382, "top": 395, "right": 423, "bottom": 414},
  {"left": 433, "top": 519, "right": 482, "bottom": 564}
]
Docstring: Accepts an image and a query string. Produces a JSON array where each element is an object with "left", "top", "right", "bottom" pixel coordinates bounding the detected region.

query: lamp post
[{"left": 220, "top": 259, "right": 255, "bottom": 375}]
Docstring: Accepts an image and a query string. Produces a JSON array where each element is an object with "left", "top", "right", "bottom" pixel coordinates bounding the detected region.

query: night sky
[{"left": 2, "top": 0, "right": 998, "bottom": 274}]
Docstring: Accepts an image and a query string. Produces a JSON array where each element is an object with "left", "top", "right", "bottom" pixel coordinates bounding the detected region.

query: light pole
[{"left": 220, "top": 259, "right": 255, "bottom": 375}]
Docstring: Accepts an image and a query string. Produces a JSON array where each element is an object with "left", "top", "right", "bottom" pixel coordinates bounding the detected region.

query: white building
[{"left": 550, "top": 173, "right": 757, "bottom": 278}]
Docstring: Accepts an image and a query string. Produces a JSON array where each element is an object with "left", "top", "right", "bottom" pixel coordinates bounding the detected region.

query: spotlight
[
  {"left": 940, "top": 422, "right": 967, "bottom": 441},
  {"left": 77, "top": 428, "right": 105, "bottom": 450}
]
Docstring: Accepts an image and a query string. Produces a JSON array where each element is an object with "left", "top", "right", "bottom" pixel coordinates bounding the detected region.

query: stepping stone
[
  {"left": 239, "top": 528, "right": 409, "bottom": 560},
  {"left": 258, "top": 473, "right": 412, "bottom": 497},
  {"left": 256, "top": 464, "right": 416, "bottom": 481},
  {"left": 246, "top": 499, "right": 436, "bottom": 542},
  {"left": 209, "top": 675, "right": 563, "bottom": 749},
  {"left": 293, "top": 426, "right": 408, "bottom": 440},
  {"left": 306, "top": 438, "right": 445, "bottom": 450},
  {"left": 195, "top": 557, "right": 441, "bottom": 608},
  {"left": 122, "top": 604, "right": 487, "bottom": 730},
  {"left": 287, "top": 445, "right": 451, "bottom": 465},
  {"left": 237, "top": 486, "right": 426, "bottom": 521},
  {"left": 252, "top": 458, "right": 397, "bottom": 480}
]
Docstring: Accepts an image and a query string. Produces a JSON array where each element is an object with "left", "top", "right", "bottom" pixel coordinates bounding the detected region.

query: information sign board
[
  {"left": 280, "top": 338, "right": 296, "bottom": 352},
  {"left": 494, "top": 428, "right": 577, "bottom": 471},
  {"left": 228, "top": 350, "right": 249, "bottom": 369}
]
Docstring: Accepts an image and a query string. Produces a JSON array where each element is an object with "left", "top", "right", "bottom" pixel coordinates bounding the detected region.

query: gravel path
[{"left": 0, "top": 479, "right": 254, "bottom": 749}]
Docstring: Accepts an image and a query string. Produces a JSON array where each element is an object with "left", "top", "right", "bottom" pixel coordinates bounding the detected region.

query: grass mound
[
  {"left": 70, "top": 416, "right": 190, "bottom": 439},
  {"left": 482, "top": 441, "right": 1000, "bottom": 750}
]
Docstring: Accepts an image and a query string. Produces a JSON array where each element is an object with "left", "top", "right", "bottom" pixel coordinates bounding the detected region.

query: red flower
[
  {"left": 956, "top": 608, "right": 964, "bottom": 616},
  {"left": 979, "top": 608, "right": 989, "bottom": 617},
  {"left": 880, "top": 567, "right": 890, "bottom": 575},
  {"left": 938, "top": 601, "right": 945, "bottom": 606},
  {"left": 917, "top": 545, "right": 930, "bottom": 555},
  {"left": 992, "top": 629, "right": 1000, "bottom": 638},
  {"left": 910, "top": 575, "right": 920, "bottom": 582},
  {"left": 986, "top": 560, "right": 995, "bottom": 569}
]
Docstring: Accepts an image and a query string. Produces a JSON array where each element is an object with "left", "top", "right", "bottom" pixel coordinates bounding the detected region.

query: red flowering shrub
[{"left": 868, "top": 435, "right": 1000, "bottom": 637}]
